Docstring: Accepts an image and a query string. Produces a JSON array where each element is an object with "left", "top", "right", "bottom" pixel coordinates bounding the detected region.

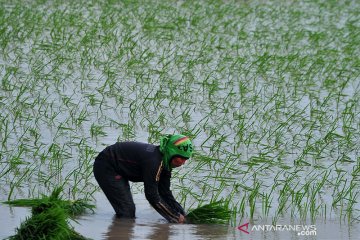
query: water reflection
[
  {"left": 146, "top": 224, "right": 170, "bottom": 240},
  {"left": 104, "top": 215, "right": 230, "bottom": 240},
  {"left": 105, "top": 216, "right": 171, "bottom": 240},
  {"left": 191, "top": 224, "right": 230, "bottom": 239},
  {"left": 105, "top": 217, "right": 136, "bottom": 240}
]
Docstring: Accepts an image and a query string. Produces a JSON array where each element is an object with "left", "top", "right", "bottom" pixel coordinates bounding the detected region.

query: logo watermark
[{"left": 238, "top": 222, "right": 317, "bottom": 236}]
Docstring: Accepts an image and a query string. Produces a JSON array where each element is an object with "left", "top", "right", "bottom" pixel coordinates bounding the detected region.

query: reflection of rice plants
[
  {"left": 4, "top": 187, "right": 94, "bottom": 240},
  {"left": 0, "top": 0, "right": 359, "bottom": 229}
]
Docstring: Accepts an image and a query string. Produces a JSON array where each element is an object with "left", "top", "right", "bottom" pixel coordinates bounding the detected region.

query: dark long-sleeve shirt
[{"left": 102, "top": 141, "right": 184, "bottom": 222}]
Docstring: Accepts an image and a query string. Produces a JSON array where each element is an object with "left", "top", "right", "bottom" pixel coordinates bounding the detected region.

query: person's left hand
[{"left": 178, "top": 214, "right": 186, "bottom": 223}]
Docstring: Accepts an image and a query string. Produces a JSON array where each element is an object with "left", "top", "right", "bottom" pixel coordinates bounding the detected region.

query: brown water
[{"left": 1, "top": 192, "right": 359, "bottom": 240}]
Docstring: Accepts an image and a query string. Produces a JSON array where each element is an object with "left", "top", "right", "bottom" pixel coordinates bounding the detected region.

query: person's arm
[
  {"left": 143, "top": 163, "right": 183, "bottom": 223},
  {"left": 158, "top": 170, "right": 185, "bottom": 215}
]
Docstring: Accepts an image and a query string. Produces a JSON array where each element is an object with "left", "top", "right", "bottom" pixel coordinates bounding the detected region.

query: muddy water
[{"left": 1, "top": 191, "right": 359, "bottom": 240}]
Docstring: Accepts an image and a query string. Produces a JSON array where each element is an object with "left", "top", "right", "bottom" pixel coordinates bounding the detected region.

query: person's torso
[{"left": 102, "top": 142, "right": 162, "bottom": 182}]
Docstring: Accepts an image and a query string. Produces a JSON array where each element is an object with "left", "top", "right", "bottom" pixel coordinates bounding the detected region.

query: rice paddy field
[{"left": 0, "top": 0, "right": 359, "bottom": 239}]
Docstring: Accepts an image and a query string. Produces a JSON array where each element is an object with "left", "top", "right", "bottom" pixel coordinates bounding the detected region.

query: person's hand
[{"left": 178, "top": 214, "right": 186, "bottom": 223}]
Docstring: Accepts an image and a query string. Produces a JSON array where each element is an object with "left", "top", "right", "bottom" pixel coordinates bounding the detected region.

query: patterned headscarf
[{"left": 159, "top": 134, "right": 193, "bottom": 170}]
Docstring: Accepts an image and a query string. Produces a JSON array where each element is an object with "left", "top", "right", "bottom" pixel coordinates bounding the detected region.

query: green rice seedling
[
  {"left": 262, "top": 191, "right": 273, "bottom": 217},
  {"left": 4, "top": 187, "right": 95, "bottom": 216},
  {"left": 1, "top": 117, "right": 11, "bottom": 149},
  {"left": 248, "top": 181, "right": 260, "bottom": 219},
  {"left": 238, "top": 193, "right": 247, "bottom": 220},
  {"left": 116, "top": 123, "right": 135, "bottom": 141},
  {"left": 66, "top": 144, "right": 97, "bottom": 199},
  {"left": 7, "top": 167, "right": 31, "bottom": 201},
  {"left": 332, "top": 178, "right": 348, "bottom": 209},
  {"left": 90, "top": 123, "right": 107, "bottom": 139},
  {"left": 186, "top": 200, "right": 231, "bottom": 224},
  {"left": 309, "top": 171, "right": 329, "bottom": 211},
  {"left": 345, "top": 185, "right": 358, "bottom": 222},
  {"left": 6, "top": 202, "right": 89, "bottom": 240},
  {"left": 275, "top": 177, "right": 293, "bottom": 219},
  {"left": 4, "top": 187, "right": 93, "bottom": 240}
]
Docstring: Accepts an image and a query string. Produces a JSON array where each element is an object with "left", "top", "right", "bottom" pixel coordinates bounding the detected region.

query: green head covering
[{"left": 159, "top": 134, "right": 193, "bottom": 170}]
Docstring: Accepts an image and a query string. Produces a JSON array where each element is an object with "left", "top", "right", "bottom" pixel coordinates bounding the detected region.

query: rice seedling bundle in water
[
  {"left": 4, "top": 187, "right": 95, "bottom": 216},
  {"left": 7, "top": 204, "right": 87, "bottom": 240},
  {"left": 4, "top": 187, "right": 93, "bottom": 240},
  {"left": 186, "top": 200, "right": 231, "bottom": 224}
]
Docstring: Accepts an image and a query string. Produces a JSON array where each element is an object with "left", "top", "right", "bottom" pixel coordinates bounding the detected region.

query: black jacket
[{"left": 102, "top": 141, "right": 185, "bottom": 222}]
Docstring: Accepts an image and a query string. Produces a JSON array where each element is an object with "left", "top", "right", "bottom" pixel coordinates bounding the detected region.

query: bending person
[{"left": 93, "top": 134, "right": 193, "bottom": 223}]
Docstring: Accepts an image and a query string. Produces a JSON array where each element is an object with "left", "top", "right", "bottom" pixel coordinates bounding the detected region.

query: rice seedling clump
[
  {"left": 4, "top": 187, "right": 93, "bottom": 240},
  {"left": 186, "top": 200, "right": 231, "bottom": 224}
]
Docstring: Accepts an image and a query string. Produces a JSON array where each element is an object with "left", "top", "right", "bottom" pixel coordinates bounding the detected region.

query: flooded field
[
  {"left": 2, "top": 192, "right": 360, "bottom": 239},
  {"left": 0, "top": 0, "right": 359, "bottom": 239}
]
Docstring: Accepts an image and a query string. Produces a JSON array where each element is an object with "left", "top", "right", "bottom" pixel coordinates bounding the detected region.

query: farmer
[{"left": 93, "top": 134, "right": 193, "bottom": 223}]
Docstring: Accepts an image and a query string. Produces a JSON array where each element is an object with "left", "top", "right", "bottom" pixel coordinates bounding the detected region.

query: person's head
[{"left": 159, "top": 134, "right": 193, "bottom": 170}]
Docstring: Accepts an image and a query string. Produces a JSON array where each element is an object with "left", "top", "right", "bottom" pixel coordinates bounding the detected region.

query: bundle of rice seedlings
[
  {"left": 186, "top": 200, "right": 231, "bottom": 224},
  {"left": 7, "top": 203, "right": 88, "bottom": 240},
  {"left": 4, "top": 187, "right": 95, "bottom": 216},
  {"left": 4, "top": 187, "right": 93, "bottom": 240}
]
